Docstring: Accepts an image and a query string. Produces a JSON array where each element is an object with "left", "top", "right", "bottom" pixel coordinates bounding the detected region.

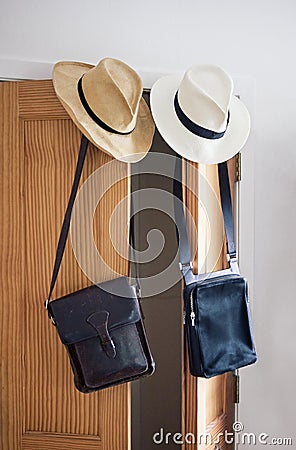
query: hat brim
[
  {"left": 150, "top": 73, "right": 250, "bottom": 164},
  {"left": 53, "top": 62, "right": 155, "bottom": 163}
]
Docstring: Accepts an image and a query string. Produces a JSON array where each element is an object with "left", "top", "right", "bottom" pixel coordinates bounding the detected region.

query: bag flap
[
  {"left": 48, "top": 277, "right": 141, "bottom": 345},
  {"left": 192, "top": 276, "right": 248, "bottom": 325}
]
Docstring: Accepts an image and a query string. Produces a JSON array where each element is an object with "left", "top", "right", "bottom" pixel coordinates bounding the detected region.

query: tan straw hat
[
  {"left": 150, "top": 64, "right": 250, "bottom": 164},
  {"left": 53, "top": 58, "right": 155, "bottom": 163}
]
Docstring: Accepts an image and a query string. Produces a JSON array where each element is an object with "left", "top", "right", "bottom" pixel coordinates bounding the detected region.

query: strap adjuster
[
  {"left": 227, "top": 253, "right": 237, "bottom": 263},
  {"left": 179, "top": 261, "right": 193, "bottom": 272},
  {"left": 44, "top": 299, "right": 56, "bottom": 326},
  {"left": 227, "top": 254, "right": 240, "bottom": 274}
]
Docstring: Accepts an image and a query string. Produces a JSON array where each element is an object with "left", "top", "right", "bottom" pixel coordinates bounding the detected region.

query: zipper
[
  {"left": 183, "top": 288, "right": 196, "bottom": 326},
  {"left": 190, "top": 288, "right": 195, "bottom": 326}
]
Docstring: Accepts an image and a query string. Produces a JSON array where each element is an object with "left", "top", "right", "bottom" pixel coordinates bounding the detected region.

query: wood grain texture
[
  {"left": 22, "top": 432, "right": 101, "bottom": 450},
  {"left": 205, "top": 413, "right": 228, "bottom": 450},
  {"left": 19, "top": 80, "right": 68, "bottom": 119},
  {"left": 0, "top": 80, "right": 130, "bottom": 450},
  {"left": 183, "top": 345, "right": 198, "bottom": 450},
  {"left": 100, "top": 384, "right": 131, "bottom": 450},
  {"left": 206, "top": 376, "right": 224, "bottom": 425},
  {"left": 0, "top": 81, "right": 23, "bottom": 450}
]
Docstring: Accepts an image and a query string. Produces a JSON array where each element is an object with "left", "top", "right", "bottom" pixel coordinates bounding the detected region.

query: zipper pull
[
  {"left": 190, "top": 311, "right": 195, "bottom": 326},
  {"left": 183, "top": 311, "right": 186, "bottom": 325}
]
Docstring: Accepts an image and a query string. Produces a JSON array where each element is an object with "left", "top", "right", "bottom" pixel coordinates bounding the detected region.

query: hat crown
[
  {"left": 81, "top": 58, "right": 142, "bottom": 133},
  {"left": 178, "top": 65, "right": 233, "bottom": 133}
]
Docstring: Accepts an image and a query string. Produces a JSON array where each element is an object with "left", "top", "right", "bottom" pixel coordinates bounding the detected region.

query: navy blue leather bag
[{"left": 174, "top": 156, "right": 257, "bottom": 378}]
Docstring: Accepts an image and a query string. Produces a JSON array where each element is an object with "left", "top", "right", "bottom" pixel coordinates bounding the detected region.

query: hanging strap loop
[{"left": 173, "top": 155, "right": 238, "bottom": 285}]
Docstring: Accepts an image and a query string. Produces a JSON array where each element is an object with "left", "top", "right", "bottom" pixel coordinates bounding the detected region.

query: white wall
[{"left": 2, "top": 0, "right": 296, "bottom": 446}]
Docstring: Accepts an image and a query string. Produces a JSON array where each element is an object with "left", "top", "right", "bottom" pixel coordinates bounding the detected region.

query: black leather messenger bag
[
  {"left": 174, "top": 155, "right": 257, "bottom": 378},
  {"left": 45, "top": 135, "right": 155, "bottom": 393}
]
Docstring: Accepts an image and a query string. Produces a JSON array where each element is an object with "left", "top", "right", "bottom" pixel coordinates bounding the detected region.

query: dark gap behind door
[{"left": 131, "top": 92, "right": 182, "bottom": 450}]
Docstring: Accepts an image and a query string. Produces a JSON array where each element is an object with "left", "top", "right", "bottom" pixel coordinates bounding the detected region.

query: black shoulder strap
[
  {"left": 46, "top": 135, "right": 89, "bottom": 303},
  {"left": 217, "top": 161, "right": 236, "bottom": 258},
  {"left": 173, "top": 155, "right": 237, "bottom": 276},
  {"left": 173, "top": 154, "right": 191, "bottom": 269},
  {"left": 129, "top": 193, "right": 142, "bottom": 297},
  {"left": 45, "top": 135, "right": 140, "bottom": 308}
]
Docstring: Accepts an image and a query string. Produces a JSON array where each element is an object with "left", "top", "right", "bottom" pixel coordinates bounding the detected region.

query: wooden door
[
  {"left": 184, "top": 161, "right": 236, "bottom": 450},
  {"left": 0, "top": 81, "right": 130, "bottom": 450}
]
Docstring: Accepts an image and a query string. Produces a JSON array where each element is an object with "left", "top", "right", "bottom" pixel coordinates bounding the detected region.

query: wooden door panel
[
  {"left": 205, "top": 377, "right": 224, "bottom": 424},
  {"left": 0, "top": 80, "right": 130, "bottom": 450},
  {"left": 0, "top": 81, "right": 23, "bottom": 450},
  {"left": 22, "top": 433, "right": 101, "bottom": 450}
]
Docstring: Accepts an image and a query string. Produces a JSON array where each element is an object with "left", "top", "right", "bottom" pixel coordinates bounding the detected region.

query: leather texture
[
  {"left": 49, "top": 277, "right": 155, "bottom": 393},
  {"left": 184, "top": 275, "right": 257, "bottom": 378}
]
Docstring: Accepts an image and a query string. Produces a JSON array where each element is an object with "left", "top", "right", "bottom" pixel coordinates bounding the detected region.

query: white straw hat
[
  {"left": 53, "top": 57, "right": 155, "bottom": 163},
  {"left": 150, "top": 64, "right": 250, "bottom": 164}
]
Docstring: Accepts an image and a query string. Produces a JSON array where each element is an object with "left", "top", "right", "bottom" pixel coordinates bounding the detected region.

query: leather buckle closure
[{"left": 87, "top": 311, "right": 116, "bottom": 359}]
